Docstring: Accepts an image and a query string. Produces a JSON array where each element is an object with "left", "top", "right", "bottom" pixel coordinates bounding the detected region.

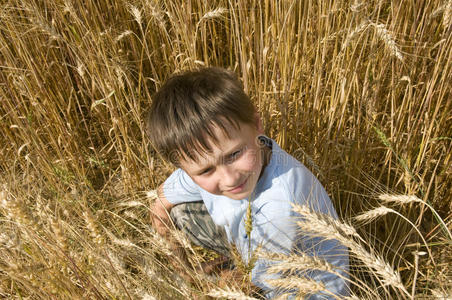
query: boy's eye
[
  {"left": 226, "top": 149, "right": 243, "bottom": 163},
  {"left": 200, "top": 167, "right": 213, "bottom": 175}
]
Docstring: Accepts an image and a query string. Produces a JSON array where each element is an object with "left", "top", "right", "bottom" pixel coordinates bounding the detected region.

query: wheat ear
[
  {"left": 379, "top": 194, "right": 452, "bottom": 241},
  {"left": 266, "top": 277, "right": 330, "bottom": 299},
  {"left": 128, "top": 5, "right": 142, "bottom": 25},
  {"left": 198, "top": 7, "right": 228, "bottom": 24},
  {"left": 354, "top": 206, "right": 395, "bottom": 223},
  {"left": 372, "top": 23, "right": 404, "bottom": 62},
  {"left": 444, "top": 0, "right": 452, "bottom": 30},
  {"left": 354, "top": 205, "right": 435, "bottom": 263},
  {"left": 258, "top": 250, "right": 336, "bottom": 275},
  {"left": 207, "top": 286, "right": 259, "bottom": 299},
  {"left": 292, "top": 204, "right": 410, "bottom": 297},
  {"left": 83, "top": 208, "right": 105, "bottom": 245}
]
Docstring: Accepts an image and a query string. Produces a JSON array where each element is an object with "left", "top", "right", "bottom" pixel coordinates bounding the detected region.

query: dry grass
[{"left": 0, "top": 0, "right": 451, "bottom": 299}]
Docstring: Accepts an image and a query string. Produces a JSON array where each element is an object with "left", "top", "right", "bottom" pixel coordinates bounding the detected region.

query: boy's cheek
[
  {"left": 243, "top": 150, "right": 260, "bottom": 169},
  {"left": 247, "top": 155, "right": 263, "bottom": 175},
  {"left": 193, "top": 177, "right": 220, "bottom": 195}
]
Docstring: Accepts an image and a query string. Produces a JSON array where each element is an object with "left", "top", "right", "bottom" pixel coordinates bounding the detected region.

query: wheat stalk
[
  {"left": 144, "top": 1, "right": 167, "bottom": 30},
  {"left": 105, "top": 250, "right": 127, "bottom": 276},
  {"left": 148, "top": 230, "right": 174, "bottom": 257},
  {"left": 170, "top": 228, "right": 194, "bottom": 251}
]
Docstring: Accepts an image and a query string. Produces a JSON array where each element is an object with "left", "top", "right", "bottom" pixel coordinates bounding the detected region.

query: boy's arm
[
  {"left": 150, "top": 184, "right": 175, "bottom": 238},
  {"left": 150, "top": 185, "right": 198, "bottom": 280},
  {"left": 151, "top": 183, "right": 240, "bottom": 280}
]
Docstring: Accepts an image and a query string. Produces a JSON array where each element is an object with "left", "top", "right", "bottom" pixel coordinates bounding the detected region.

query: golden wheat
[
  {"left": 293, "top": 204, "right": 409, "bottom": 296},
  {"left": 207, "top": 286, "right": 259, "bottom": 299},
  {"left": 354, "top": 206, "right": 395, "bottom": 223},
  {"left": 257, "top": 249, "right": 336, "bottom": 275},
  {"left": 0, "top": 0, "right": 450, "bottom": 298},
  {"left": 444, "top": 0, "right": 452, "bottom": 29},
  {"left": 266, "top": 277, "right": 327, "bottom": 298}
]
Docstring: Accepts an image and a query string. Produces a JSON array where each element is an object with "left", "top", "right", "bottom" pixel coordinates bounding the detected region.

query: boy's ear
[{"left": 254, "top": 112, "right": 264, "bottom": 134}]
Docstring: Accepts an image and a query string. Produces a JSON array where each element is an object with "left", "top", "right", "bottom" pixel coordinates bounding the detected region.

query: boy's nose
[{"left": 219, "top": 165, "right": 240, "bottom": 188}]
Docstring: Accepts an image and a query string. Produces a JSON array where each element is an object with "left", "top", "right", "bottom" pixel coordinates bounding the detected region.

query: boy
[{"left": 146, "top": 67, "right": 349, "bottom": 298}]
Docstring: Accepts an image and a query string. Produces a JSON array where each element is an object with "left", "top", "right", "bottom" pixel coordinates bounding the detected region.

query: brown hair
[{"left": 145, "top": 67, "right": 256, "bottom": 165}]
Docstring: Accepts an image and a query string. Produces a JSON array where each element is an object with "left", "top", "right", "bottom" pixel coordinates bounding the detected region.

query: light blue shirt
[{"left": 163, "top": 137, "right": 349, "bottom": 298}]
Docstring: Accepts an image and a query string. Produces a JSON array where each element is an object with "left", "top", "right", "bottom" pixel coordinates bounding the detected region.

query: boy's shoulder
[
  {"left": 260, "top": 137, "right": 334, "bottom": 214},
  {"left": 260, "top": 137, "right": 317, "bottom": 194}
]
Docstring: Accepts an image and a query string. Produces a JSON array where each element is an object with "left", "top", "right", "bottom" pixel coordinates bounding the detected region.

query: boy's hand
[
  {"left": 199, "top": 255, "right": 230, "bottom": 274},
  {"left": 150, "top": 186, "right": 252, "bottom": 290}
]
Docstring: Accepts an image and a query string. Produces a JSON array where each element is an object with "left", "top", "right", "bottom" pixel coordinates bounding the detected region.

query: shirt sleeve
[{"left": 162, "top": 168, "right": 203, "bottom": 205}]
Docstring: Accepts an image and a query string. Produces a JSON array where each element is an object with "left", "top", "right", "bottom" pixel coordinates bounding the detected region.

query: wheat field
[{"left": 0, "top": 0, "right": 451, "bottom": 299}]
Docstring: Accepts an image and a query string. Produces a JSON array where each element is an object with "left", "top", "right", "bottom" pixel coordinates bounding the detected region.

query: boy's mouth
[{"left": 227, "top": 177, "right": 249, "bottom": 194}]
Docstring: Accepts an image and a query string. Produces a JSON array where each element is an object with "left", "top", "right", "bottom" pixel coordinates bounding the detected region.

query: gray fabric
[{"left": 170, "top": 201, "right": 230, "bottom": 257}]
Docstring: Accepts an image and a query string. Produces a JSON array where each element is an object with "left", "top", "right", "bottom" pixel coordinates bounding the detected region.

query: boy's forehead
[
  {"left": 179, "top": 121, "right": 247, "bottom": 168},
  {"left": 183, "top": 125, "right": 233, "bottom": 161}
]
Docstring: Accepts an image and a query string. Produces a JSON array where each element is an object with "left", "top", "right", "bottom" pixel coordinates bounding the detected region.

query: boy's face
[{"left": 179, "top": 118, "right": 267, "bottom": 200}]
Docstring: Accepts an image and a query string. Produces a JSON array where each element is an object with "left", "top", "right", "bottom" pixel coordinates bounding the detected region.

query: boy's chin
[{"left": 223, "top": 190, "right": 253, "bottom": 200}]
